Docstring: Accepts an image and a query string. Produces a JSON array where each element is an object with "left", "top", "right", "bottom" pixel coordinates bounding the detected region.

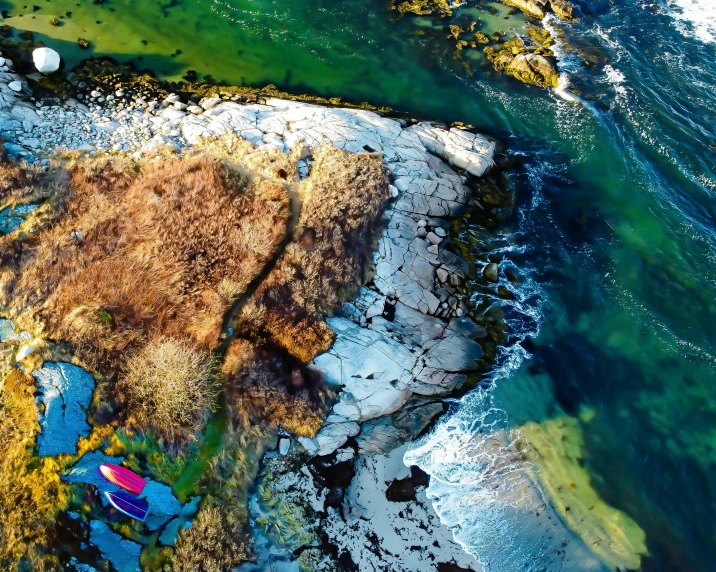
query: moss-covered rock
[
  {"left": 473, "top": 31, "right": 490, "bottom": 44},
  {"left": 484, "top": 36, "right": 559, "bottom": 88},
  {"left": 392, "top": 0, "right": 457, "bottom": 17},
  {"left": 501, "top": 0, "right": 575, "bottom": 20}
]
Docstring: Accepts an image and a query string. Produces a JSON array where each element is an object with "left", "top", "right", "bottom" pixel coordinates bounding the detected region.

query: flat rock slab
[
  {"left": 33, "top": 362, "right": 95, "bottom": 457},
  {"left": 89, "top": 520, "right": 141, "bottom": 572}
]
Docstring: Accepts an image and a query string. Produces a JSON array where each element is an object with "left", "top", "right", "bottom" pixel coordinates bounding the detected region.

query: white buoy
[{"left": 33, "top": 47, "right": 61, "bottom": 74}]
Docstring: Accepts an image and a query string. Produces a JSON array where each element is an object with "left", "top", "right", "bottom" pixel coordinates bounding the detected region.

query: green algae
[{"left": 520, "top": 416, "right": 648, "bottom": 571}]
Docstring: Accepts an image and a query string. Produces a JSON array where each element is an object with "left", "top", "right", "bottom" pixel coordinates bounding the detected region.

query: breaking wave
[{"left": 666, "top": 0, "right": 716, "bottom": 43}]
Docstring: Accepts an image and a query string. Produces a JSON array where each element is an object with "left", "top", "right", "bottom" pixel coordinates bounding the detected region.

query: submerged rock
[
  {"left": 89, "top": 520, "right": 141, "bottom": 572},
  {"left": 33, "top": 362, "right": 95, "bottom": 456},
  {"left": 483, "top": 262, "right": 499, "bottom": 282},
  {"left": 32, "top": 47, "right": 61, "bottom": 74}
]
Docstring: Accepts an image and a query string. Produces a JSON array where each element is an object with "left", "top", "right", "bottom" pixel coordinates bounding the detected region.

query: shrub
[
  {"left": 119, "top": 338, "right": 219, "bottom": 441},
  {"left": 173, "top": 504, "right": 246, "bottom": 572}
]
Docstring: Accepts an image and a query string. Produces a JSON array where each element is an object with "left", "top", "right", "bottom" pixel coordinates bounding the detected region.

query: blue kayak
[{"left": 105, "top": 490, "right": 149, "bottom": 522}]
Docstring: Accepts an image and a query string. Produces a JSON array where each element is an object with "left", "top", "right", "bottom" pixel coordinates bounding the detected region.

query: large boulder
[
  {"left": 32, "top": 47, "right": 61, "bottom": 74},
  {"left": 550, "top": 0, "right": 575, "bottom": 19},
  {"left": 507, "top": 53, "right": 560, "bottom": 89}
]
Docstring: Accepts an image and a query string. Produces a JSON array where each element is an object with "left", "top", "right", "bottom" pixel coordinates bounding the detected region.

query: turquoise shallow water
[{"left": 2, "top": 0, "right": 715, "bottom": 569}]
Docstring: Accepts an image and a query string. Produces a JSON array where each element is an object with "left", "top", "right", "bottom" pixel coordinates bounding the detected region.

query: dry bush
[
  {"left": 242, "top": 144, "right": 389, "bottom": 363},
  {"left": 8, "top": 153, "right": 291, "bottom": 364},
  {"left": 119, "top": 338, "right": 219, "bottom": 441},
  {"left": 172, "top": 504, "right": 246, "bottom": 572},
  {"left": 0, "top": 369, "right": 65, "bottom": 570},
  {"left": 224, "top": 339, "right": 329, "bottom": 437}
]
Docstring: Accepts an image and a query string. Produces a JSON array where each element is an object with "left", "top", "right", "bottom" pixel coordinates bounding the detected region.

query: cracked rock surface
[{"left": 33, "top": 362, "right": 95, "bottom": 457}]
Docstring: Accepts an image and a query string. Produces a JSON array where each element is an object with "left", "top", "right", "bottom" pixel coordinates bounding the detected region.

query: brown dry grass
[
  {"left": 119, "top": 338, "right": 219, "bottom": 441},
  {"left": 224, "top": 339, "right": 329, "bottom": 437},
  {"left": 241, "top": 144, "right": 389, "bottom": 363},
  {"left": 8, "top": 153, "right": 291, "bottom": 365}
]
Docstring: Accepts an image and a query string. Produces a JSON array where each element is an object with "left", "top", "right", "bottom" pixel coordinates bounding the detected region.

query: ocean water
[{"left": 2, "top": 0, "right": 714, "bottom": 569}]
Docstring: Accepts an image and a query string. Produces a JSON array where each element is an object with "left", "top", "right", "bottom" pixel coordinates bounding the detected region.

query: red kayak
[{"left": 99, "top": 464, "right": 146, "bottom": 496}]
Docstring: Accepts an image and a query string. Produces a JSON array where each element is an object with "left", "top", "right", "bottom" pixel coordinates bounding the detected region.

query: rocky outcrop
[
  {"left": 485, "top": 38, "right": 560, "bottom": 89},
  {"left": 251, "top": 444, "right": 481, "bottom": 571},
  {"left": 502, "top": 0, "right": 575, "bottom": 20},
  {"left": 509, "top": 53, "right": 560, "bottom": 87},
  {"left": 549, "top": 0, "right": 575, "bottom": 20},
  {"left": 33, "top": 362, "right": 95, "bottom": 456}
]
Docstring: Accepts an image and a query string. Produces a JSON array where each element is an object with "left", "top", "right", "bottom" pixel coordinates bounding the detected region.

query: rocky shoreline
[{"left": 0, "top": 51, "right": 502, "bottom": 571}]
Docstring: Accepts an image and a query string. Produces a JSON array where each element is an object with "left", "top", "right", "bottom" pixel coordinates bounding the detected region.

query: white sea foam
[
  {"left": 667, "top": 0, "right": 716, "bottom": 44},
  {"left": 604, "top": 64, "right": 628, "bottom": 95},
  {"left": 541, "top": 15, "right": 582, "bottom": 102}
]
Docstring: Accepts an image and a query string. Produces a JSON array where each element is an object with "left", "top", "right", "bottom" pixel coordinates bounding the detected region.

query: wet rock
[
  {"left": 8, "top": 81, "right": 22, "bottom": 92},
  {"left": 549, "top": 0, "right": 574, "bottom": 20},
  {"left": 483, "top": 262, "right": 499, "bottom": 282},
  {"left": 279, "top": 438, "right": 291, "bottom": 455},
  {"left": 32, "top": 47, "right": 60, "bottom": 74},
  {"left": 426, "top": 231, "right": 443, "bottom": 245},
  {"left": 33, "top": 362, "right": 95, "bottom": 456},
  {"left": 503, "top": 0, "right": 549, "bottom": 18},
  {"left": 508, "top": 53, "right": 560, "bottom": 88},
  {"left": 89, "top": 520, "right": 141, "bottom": 572}
]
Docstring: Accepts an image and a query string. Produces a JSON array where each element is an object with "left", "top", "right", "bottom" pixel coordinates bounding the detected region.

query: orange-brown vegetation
[
  {"left": 7, "top": 153, "right": 291, "bottom": 364},
  {"left": 173, "top": 503, "right": 246, "bottom": 572},
  {"left": 223, "top": 338, "right": 330, "bottom": 437},
  {"left": 0, "top": 137, "right": 389, "bottom": 569},
  {"left": 239, "top": 144, "right": 389, "bottom": 363},
  {"left": 0, "top": 369, "right": 66, "bottom": 571}
]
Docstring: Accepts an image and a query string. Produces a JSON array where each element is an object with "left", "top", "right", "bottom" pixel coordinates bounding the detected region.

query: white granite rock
[{"left": 33, "top": 47, "right": 61, "bottom": 74}]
